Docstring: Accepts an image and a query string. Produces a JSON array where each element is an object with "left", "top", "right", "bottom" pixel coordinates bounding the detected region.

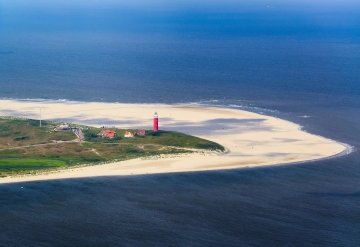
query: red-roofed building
[
  {"left": 136, "top": 130, "right": 146, "bottom": 136},
  {"left": 99, "top": 129, "right": 116, "bottom": 139},
  {"left": 124, "top": 131, "right": 136, "bottom": 137}
]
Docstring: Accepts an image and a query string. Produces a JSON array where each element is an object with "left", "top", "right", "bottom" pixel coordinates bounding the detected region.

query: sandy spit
[{"left": 0, "top": 99, "right": 347, "bottom": 184}]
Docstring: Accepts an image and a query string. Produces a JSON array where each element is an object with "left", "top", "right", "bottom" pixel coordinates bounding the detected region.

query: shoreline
[{"left": 0, "top": 99, "right": 349, "bottom": 184}]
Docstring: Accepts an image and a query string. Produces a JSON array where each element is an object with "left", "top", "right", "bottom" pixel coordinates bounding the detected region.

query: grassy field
[
  {"left": 83, "top": 128, "right": 223, "bottom": 150},
  {"left": 0, "top": 117, "right": 224, "bottom": 176},
  {"left": 0, "top": 117, "right": 75, "bottom": 148}
]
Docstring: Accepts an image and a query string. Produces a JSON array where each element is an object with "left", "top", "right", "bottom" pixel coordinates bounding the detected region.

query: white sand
[{"left": 0, "top": 99, "right": 346, "bottom": 184}]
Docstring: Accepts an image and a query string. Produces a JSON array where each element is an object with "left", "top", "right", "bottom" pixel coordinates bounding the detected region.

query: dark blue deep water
[{"left": 0, "top": 0, "right": 360, "bottom": 246}]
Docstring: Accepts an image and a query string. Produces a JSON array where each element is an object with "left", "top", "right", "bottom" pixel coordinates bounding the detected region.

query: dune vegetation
[{"left": 0, "top": 117, "right": 224, "bottom": 176}]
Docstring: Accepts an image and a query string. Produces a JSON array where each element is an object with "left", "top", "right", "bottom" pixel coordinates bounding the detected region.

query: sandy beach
[{"left": 0, "top": 99, "right": 347, "bottom": 184}]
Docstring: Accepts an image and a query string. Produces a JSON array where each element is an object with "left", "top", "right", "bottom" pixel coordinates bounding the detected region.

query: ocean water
[{"left": 0, "top": 0, "right": 360, "bottom": 246}]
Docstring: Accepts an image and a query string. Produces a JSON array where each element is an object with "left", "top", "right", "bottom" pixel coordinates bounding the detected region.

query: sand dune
[{"left": 0, "top": 100, "right": 347, "bottom": 184}]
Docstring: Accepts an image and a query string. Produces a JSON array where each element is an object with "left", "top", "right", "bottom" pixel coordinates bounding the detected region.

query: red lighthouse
[{"left": 153, "top": 112, "right": 159, "bottom": 131}]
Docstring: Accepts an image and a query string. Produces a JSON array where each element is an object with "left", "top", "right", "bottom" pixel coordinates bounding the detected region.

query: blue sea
[{"left": 0, "top": 0, "right": 360, "bottom": 246}]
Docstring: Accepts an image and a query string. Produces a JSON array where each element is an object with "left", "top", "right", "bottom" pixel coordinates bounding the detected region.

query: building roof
[
  {"left": 100, "top": 129, "right": 116, "bottom": 138},
  {"left": 136, "top": 130, "right": 146, "bottom": 135},
  {"left": 124, "top": 131, "right": 135, "bottom": 137}
]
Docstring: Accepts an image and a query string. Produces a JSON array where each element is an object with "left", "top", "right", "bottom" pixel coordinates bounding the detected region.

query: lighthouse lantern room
[{"left": 153, "top": 112, "right": 159, "bottom": 131}]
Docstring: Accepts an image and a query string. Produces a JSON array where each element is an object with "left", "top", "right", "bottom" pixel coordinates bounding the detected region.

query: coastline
[{"left": 0, "top": 99, "right": 348, "bottom": 184}]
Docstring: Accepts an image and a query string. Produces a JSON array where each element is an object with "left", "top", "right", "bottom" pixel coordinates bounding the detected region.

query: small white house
[{"left": 124, "top": 131, "right": 135, "bottom": 138}]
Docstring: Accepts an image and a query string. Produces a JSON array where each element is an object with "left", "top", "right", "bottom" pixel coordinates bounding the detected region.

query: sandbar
[{"left": 0, "top": 99, "right": 347, "bottom": 184}]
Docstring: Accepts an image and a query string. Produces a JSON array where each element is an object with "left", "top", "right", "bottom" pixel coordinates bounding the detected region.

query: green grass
[
  {"left": 0, "top": 158, "right": 68, "bottom": 176},
  {"left": 0, "top": 116, "right": 224, "bottom": 176},
  {"left": 83, "top": 128, "right": 224, "bottom": 151},
  {"left": 0, "top": 158, "right": 67, "bottom": 169},
  {"left": 0, "top": 117, "right": 76, "bottom": 149}
]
